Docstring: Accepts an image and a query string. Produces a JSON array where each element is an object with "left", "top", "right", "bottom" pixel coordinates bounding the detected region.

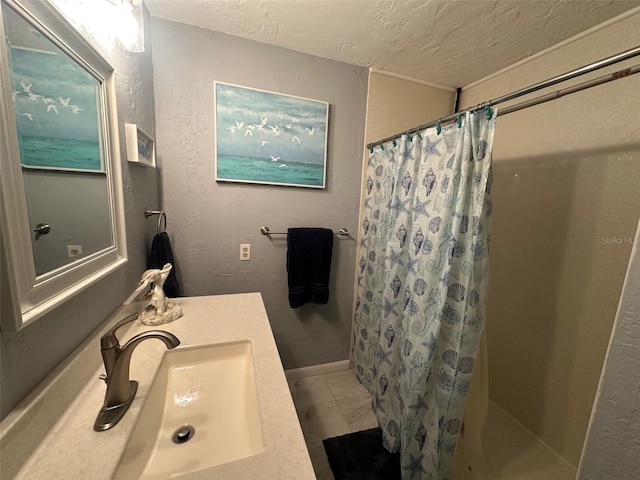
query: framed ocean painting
[
  {"left": 5, "top": 4, "right": 104, "bottom": 173},
  {"left": 214, "top": 82, "right": 329, "bottom": 188}
]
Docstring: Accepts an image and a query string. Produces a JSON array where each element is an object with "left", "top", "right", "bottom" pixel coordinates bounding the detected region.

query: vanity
[{"left": 0, "top": 293, "right": 316, "bottom": 479}]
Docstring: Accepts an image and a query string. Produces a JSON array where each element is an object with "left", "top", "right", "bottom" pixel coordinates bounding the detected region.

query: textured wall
[
  {"left": 578, "top": 218, "right": 640, "bottom": 479},
  {"left": 150, "top": 18, "right": 368, "bottom": 370},
  {"left": 0, "top": 7, "right": 159, "bottom": 419},
  {"left": 460, "top": 12, "right": 640, "bottom": 465}
]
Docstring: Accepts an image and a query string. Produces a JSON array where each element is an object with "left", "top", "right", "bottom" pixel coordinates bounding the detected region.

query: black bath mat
[{"left": 323, "top": 427, "right": 401, "bottom": 480}]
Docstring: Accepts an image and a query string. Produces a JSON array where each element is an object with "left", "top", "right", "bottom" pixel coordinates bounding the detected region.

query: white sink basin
[{"left": 115, "top": 340, "right": 264, "bottom": 479}]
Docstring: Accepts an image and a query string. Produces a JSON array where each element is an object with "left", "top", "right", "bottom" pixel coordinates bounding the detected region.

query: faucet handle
[{"left": 100, "top": 313, "right": 139, "bottom": 349}]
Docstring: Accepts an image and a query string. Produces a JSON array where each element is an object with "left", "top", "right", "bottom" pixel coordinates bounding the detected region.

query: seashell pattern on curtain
[{"left": 353, "top": 110, "right": 497, "bottom": 480}]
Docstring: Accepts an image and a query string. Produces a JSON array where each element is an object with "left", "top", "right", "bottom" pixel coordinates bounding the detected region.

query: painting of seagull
[
  {"left": 214, "top": 82, "right": 328, "bottom": 187},
  {"left": 268, "top": 125, "right": 280, "bottom": 136},
  {"left": 8, "top": 25, "right": 103, "bottom": 172}
]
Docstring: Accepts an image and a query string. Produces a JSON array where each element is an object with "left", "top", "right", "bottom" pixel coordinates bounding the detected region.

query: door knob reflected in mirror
[{"left": 33, "top": 223, "right": 51, "bottom": 235}]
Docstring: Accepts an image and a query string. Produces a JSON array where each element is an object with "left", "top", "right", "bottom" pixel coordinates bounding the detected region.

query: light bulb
[
  {"left": 116, "top": 2, "right": 138, "bottom": 48},
  {"left": 116, "top": 0, "right": 144, "bottom": 52}
]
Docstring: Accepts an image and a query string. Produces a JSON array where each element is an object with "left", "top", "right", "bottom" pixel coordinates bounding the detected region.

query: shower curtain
[{"left": 353, "top": 110, "right": 496, "bottom": 480}]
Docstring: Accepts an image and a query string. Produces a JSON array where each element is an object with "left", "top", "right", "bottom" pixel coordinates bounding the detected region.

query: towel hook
[
  {"left": 157, "top": 213, "right": 166, "bottom": 234},
  {"left": 144, "top": 208, "right": 167, "bottom": 234}
]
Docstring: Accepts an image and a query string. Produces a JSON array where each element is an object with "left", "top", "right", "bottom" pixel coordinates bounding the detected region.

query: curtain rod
[
  {"left": 367, "top": 45, "right": 640, "bottom": 149},
  {"left": 498, "top": 64, "right": 639, "bottom": 117}
]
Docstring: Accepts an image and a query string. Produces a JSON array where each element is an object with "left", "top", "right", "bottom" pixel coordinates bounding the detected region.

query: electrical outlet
[
  {"left": 67, "top": 245, "right": 82, "bottom": 257},
  {"left": 240, "top": 244, "right": 251, "bottom": 261}
]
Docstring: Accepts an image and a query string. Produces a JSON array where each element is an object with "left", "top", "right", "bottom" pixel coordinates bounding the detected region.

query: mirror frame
[{"left": 0, "top": 0, "right": 127, "bottom": 331}]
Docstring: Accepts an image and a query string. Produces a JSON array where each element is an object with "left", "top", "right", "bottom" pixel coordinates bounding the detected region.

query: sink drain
[{"left": 172, "top": 425, "right": 195, "bottom": 444}]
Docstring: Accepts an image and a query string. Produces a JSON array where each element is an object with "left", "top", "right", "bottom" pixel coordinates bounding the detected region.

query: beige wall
[
  {"left": 365, "top": 72, "right": 456, "bottom": 143},
  {"left": 578, "top": 217, "right": 640, "bottom": 478},
  {"left": 460, "top": 12, "right": 640, "bottom": 466}
]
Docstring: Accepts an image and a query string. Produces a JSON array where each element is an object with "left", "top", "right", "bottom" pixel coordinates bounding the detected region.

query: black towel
[
  {"left": 148, "top": 232, "right": 180, "bottom": 297},
  {"left": 287, "top": 228, "right": 333, "bottom": 308}
]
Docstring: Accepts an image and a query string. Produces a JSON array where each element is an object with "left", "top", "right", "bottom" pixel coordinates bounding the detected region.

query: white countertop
[{"left": 1, "top": 293, "right": 315, "bottom": 479}]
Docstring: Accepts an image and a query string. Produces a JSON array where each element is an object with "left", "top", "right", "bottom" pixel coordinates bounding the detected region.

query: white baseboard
[{"left": 285, "top": 360, "right": 351, "bottom": 381}]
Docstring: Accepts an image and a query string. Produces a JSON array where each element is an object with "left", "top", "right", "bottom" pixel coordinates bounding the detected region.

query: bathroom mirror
[{"left": 0, "top": 0, "right": 126, "bottom": 331}]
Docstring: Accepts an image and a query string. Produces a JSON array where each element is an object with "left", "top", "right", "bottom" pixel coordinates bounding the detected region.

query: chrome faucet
[{"left": 94, "top": 313, "right": 180, "bottom": 431}]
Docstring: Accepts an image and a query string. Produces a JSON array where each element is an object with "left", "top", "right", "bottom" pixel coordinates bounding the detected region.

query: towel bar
[{"left": 260, "top": 226, "right": 349, "bottom": 237}]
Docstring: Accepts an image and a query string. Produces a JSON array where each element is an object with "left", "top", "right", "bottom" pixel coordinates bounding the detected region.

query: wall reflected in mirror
[{"left": 3, "top": 3, "right": 113, "bottom": 276}]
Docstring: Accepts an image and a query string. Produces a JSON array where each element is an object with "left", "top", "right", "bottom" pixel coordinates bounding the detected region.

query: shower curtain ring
[
  {"left": 485, "top": 105, "right": 493, "bottom": 119},
  {"left": 456, "top": 115, "right": 462, "bottom": 128},
  {"left": 436, "top": 122, "right": 442, "bottom": 135}
]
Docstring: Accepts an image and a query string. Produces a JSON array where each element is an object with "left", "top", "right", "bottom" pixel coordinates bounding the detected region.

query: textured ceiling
[{"left": 144, "top": 0, "right": 640, "bottom": 87}]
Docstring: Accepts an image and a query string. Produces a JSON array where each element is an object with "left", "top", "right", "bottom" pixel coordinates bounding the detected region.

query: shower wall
[
  {"left": 579, "top": 217, "right": 640, "bottom": 478},
  {"left": 459, "top": 11, "right": 640, "bottom": 466},
  {"left": 364, "top": 72, "right": 456, "bottom": 143}
]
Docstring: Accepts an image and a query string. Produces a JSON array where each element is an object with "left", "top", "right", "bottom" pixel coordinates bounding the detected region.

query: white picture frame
[
  {"left": 0, "top": 0, "right": 127, "bottom": 330},
  {"left": 214, "top": 82, "right": 329, "bottom": 188},
  {"left": 125, "top": 123, "right": 155, "bottom": 167}
]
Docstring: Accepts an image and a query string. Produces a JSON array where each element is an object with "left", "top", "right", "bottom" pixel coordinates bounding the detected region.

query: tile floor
[
  {"left": 288, "top": 369, "right": 578, "bottom": 480},
  {"left": 288, "top": 369, "right": 378, "bottom": 480}
]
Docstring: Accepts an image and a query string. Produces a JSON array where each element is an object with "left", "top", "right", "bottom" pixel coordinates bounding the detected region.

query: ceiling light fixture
[
  {"left": 49, "top": 0, "right": 144, "bottom": 53},
  {"left": 115, "top": 0, "right": 144, "bottom": 53}
]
